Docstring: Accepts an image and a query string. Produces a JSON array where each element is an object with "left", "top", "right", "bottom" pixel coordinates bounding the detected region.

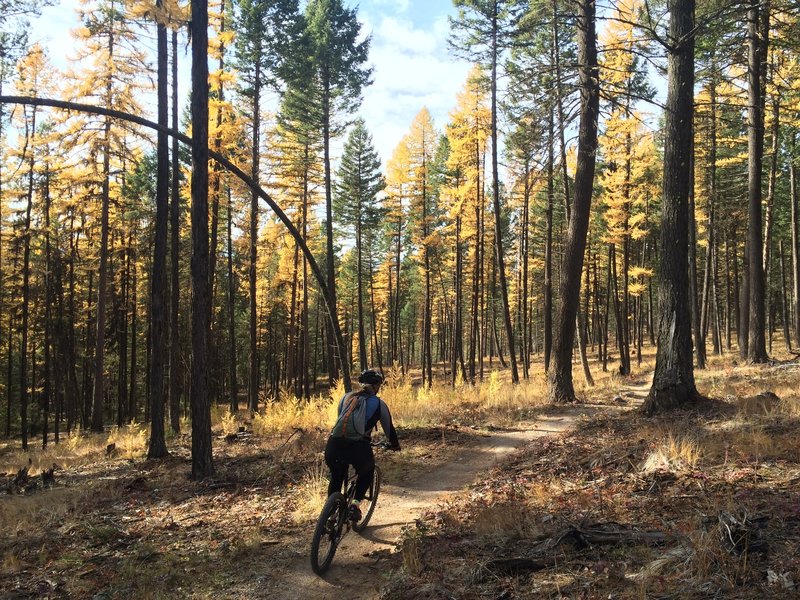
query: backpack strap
[{"left": 339, "top": 392, "right": 361, "bottom": 438}]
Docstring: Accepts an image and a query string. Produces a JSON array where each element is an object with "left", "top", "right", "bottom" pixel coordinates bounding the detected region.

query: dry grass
[
  {"left": 291, "top": 458, "right": 329, "bottom": 521},
  {"left": 0, "top": 421, "right": 150, "bottom": 476},
  {"left": 642, "top": 432, "right": 703, "bottom": 473},
  {"left": 383, "top": 359, "right": 800, "bottom": 600}
]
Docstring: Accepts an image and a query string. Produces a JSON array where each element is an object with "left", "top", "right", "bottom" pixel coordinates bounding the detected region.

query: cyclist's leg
[
  {"left": 350, "top": 442, "right": 375, "bottom": 501},
  {"left": 324, "top": 437, "right": 348, "bottom": 497}
]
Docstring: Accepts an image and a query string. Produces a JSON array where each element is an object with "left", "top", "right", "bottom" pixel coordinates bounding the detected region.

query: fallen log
[{"left": 482, "top": 522, "right": 675, "bottom": 578}]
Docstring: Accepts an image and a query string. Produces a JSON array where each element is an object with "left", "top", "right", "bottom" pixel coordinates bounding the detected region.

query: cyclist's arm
[{"left": 378, "top": 400, "right": 400, "bottom": 450}]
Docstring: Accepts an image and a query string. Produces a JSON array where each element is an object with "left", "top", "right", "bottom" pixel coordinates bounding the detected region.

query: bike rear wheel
[
  {"left": 310, "top": 492, "right": 347, "bottom": 575},
  {"left": 353, "top": 466, "right": 381, "bottom": 532}
]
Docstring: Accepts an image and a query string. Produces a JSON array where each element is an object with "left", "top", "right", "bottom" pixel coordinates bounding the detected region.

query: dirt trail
[{"left": 254, "top": 404, "right": 631, "bottom": 600}]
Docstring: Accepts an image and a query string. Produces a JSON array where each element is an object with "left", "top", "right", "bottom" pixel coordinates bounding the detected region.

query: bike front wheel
[
  {"left": 353, "top": 466, "right": 381, "bottom": 532},
  {"left": 310, "top": 492, "right": 347, "bottom": 575}
]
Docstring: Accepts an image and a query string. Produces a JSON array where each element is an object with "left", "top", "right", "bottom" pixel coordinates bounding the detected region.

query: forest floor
[{"left": 1, "top": 356, "right": 800, "bottom": 599}]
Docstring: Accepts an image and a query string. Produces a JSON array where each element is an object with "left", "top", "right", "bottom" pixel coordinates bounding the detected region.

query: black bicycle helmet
[{"left": 358, "top": 369, "right": 384, "bottom": 385}]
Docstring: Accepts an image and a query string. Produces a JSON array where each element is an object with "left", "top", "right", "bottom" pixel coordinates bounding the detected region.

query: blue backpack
[{"left": 331, "top": 391, "right": 375, "bottom": 440}]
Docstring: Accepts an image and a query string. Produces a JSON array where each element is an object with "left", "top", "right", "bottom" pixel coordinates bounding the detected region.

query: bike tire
[
  {"left": 310, "top": 492, "right": 346, "bottom": 575},
  {"left": 353, "top": 466, "right": 381, "bottom": 532}
]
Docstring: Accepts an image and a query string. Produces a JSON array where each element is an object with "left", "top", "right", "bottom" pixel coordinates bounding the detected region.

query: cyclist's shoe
[{"left": 349, "top": 504, "right": 362, "bottom": 523}]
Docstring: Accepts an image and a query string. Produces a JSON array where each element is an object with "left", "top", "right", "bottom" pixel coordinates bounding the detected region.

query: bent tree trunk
[
  {"left": 548, "top": 0, "right": 599, "bottom": 403},
  {"left": 0, "top": 92, "right": 353, "bottom": 396},
  {"left": 642, "top": 0, "right": 700, "bottom": 415}
]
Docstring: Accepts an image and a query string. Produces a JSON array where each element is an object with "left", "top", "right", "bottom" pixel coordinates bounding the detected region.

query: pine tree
[
  {"left": 305, "top": 0, "right": 372, "bottom": 384},
  {"left": 333, "top": 119, "right": 385, "bottom": 372}
]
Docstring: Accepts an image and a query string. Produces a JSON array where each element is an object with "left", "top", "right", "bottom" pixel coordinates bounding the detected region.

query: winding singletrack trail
[{"left": 249, "top": 403, "right": 638, "bottom": 599}]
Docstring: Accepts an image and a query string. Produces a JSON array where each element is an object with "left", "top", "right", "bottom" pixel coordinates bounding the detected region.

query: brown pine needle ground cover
[
  {"left": 383, "top": 361, "right": 800, "bottom": 600},
  {"left": 0, "top": 374, "right": 552, "bottom": 599},
  {"left": 0, "top": 423, "right": 497, "bottom": 599}
]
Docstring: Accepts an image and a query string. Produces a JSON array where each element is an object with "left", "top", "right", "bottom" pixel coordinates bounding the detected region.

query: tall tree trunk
[
  {"left": 642, "top": 0, "right": 700, "bottom": 415},
  {"left": 762, "top": 96, "right": 779, "bottom": 275},
  {"left": 368, "top": 251, "right": 384, "bottom": 375},
  {"left": 92, "top": 115, "right": 112, "bottom": 432},
  {"left": 43, "top": 166, "right": 52, "bottom": 448},
  {"left": 227, "top": 189, "right": 238, "bottom": 412},
  {"left": 552, "top": 0, "right": 571, "bottom": 222},
  {"left": 209, "top": 0, "right": 226, "bottom": 305},
  {"left": 249, "top": 67, "right": 261, "bottom": 413},
  {"left": 469, "top": 146, "right": 481, "bottom": 382},
  {"left": 737, "top": 225, "right": 749, "bottom": 357},
  {"left": 779, "top": 240, "right": 792, "bottom": 352},
  {"left": 452, "top": 213, "right": 464, "bottom": 385},
  {"left": 117, "top": 240, "right": 130, "bottom": 426},
  {"left": 190, "top": 0, "right": 214, "bottom": 479},
  {"left": 791, "top": 148, "right": 800, "bottom": 347},
  {"left": 521, "top": 158, "right": 530, "bottom": 379},
  {"left": 128, "top": 261, "right": 138, "bottom": 420},
  {"left": 544, "top": 110, "right": 554, "bottom": 372},
  {"left": 301, "top": 167, "right": 310, "bottom": 397},
  {"left": 208, "top": 0, "right": 227, "bottom": 407},
  {"left": 700, "top": 72, "right": 718, "bottom": 353},
  {"left": 20, "top": 108, "right": 36, "bottom": 449},
  {"left": 548, "top": 0, "right": 599, "bottom": 403},
  {"left": 746, "top": 0, "right": 769, "bottom": 363},
  {"left": 356, "top": 220, "right": 368, "bottom": 371},
  {"left": 322, "top": 82, "right": 342, "bottom": 384},
  {"left": 489, "top": 3, "right": 518, "bottom": 383},
  {"left": 169, "top": 28, "right": 182, "bottom": 433},
  {"left": 689, "top": 160, "right": 705, "bottom": 369},
  {"left": 148, "top": 4, "right": 169, "bottom": 459}
]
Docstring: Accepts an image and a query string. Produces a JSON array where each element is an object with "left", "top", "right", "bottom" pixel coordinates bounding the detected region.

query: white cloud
[{"left": 360, "top": 13, "right": 470, "bottom": 164}]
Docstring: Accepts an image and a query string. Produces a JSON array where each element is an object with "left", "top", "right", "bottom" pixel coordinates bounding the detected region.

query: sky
[{"left": 27, "top": 0, "right": 472, "bottom": 168}]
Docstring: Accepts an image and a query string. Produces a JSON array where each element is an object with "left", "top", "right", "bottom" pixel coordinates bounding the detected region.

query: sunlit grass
[
  {"left": 0, "top": 420, "right": 151, "bottom": 475},
  {"left": 291, "top": 458, "right": 329, "bottom": 522},
  {"left": 642, "top": 432, "right": 702, "bottom": 473},
  {"left": 106, "top": 421, "right": 148, "bottom": 458}
]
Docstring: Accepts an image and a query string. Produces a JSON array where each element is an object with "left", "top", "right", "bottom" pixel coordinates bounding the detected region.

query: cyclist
[{"left": 325, "top": 369, "right": 400, "bottom": 522}]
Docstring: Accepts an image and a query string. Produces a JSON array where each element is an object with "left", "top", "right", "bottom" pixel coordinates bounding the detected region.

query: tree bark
[
  {"left": 249, "top": 64, "right": 261, "bottom": 413},
  {"left": 321, "top": 81, "right": 342, "bottom": 385},
  {"left": 169, "top": 28, "right": 182, "bottom": 434},
  {"left": 642, "top": 0, "right": 700, "bottom": 415},
  {"left": 544, "top": 110, "right": 554, "bottom": 372},
  {"left": 779, "top": 240, "right": 791, "bottom": 352},
  {"left": 791, "top": 149, "right": 800, "bottom": 348},
  {"left": 190, "top": 0, "right": 214, "bottom": 479},
  {"left": 227, "top": 189, "right": 238, "bottom": 412},
  {"left": 689, "top": 154, "right": 705, "bottom": 369},
  {"left": 746, "top": 0, "right": 769, "bottom": 363},
  {"left": 148, "top": 4, "right": 169, "bottom": 459},
  {"left": 20, "top": 107, "right": 36, "bottom": 449},
  {"left": 548, "top": 0, "right": 599, "bottom": 403}
]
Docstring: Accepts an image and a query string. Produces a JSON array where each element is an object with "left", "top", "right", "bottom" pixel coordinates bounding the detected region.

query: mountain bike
[{"left": 310, "top": 442, "right": 386, "bottom": 575}]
